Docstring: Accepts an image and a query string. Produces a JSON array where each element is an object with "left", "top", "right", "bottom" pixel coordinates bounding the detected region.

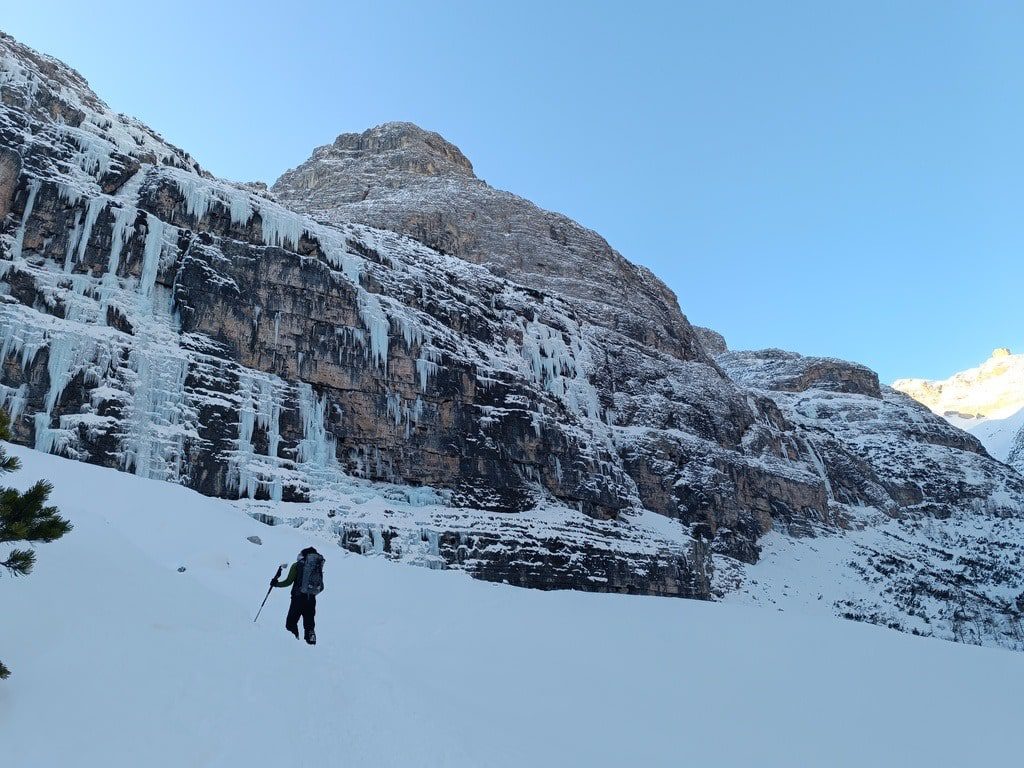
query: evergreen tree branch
[
  {"left": 1, "top": 548, "right": 35, "bottom": 577},
  {"left": 0, "top": 409, "right": 20, "bottom": 476}
]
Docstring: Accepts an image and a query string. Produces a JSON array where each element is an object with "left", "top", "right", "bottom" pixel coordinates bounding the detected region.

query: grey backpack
[{"left": 299, "top": 552, "right": 325, "bottom": 595}]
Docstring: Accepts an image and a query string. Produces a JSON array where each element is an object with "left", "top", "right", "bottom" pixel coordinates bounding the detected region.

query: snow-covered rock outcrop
[
  {"left": 718, "top": 349, "right": 1024, "bottom": 648},
  {"left": 4, "top": 30, "right": 1024, "bottom": 649}
]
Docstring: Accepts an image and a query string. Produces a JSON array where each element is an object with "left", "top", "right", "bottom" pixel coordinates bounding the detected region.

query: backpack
[{"left": 299, "top": 552, "right": 325, "bottom": 595}]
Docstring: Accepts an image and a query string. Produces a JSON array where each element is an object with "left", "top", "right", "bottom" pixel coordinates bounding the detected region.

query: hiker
[{"left": 270, "top": 547, "right": 325, "bottom": 645}]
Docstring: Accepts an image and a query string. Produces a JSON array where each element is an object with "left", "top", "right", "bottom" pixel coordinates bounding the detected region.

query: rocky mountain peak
[
  {"left": 327, "top": 122, "right": 476, "bottom": 180},
  {"left": 274, "top": 122, "right": 708, "bottom": 362}
]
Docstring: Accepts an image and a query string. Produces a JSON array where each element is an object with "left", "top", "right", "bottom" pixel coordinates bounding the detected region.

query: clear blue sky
[{"left": 5, "top": 1, "right": 1022, "bottom": 382}]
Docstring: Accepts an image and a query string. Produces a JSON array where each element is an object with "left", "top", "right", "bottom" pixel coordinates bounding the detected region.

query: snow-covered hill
[
  {"left": 2, "top": 442, "right": 1023, "bottom": 768},
  {"left": 894, "top": 348, "right": 1024, "bottom": 470}
]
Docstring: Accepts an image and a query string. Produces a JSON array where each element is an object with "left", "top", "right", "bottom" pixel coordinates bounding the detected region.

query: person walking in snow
[{"left": 270, "top": 547, "right": 325, "bottom": 645}]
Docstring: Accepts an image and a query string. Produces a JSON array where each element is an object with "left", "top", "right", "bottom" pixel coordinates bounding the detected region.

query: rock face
[
  {"left": 693, "top": 326, "right": 727, "bottom": 356},
  {"left": 4, "top": 31, "right": 1024, "bottom": 648},
  {"left": 272, "top": 123, "right": 706, "bottom": 363},
  {"left": 717, "top": 349, "right": 1024, "bottom": 648},
  {"left": 720, "top": 349, "right": 881, "bottom": 397},
  {"left": 894, "top": 348, "right": 1024, "bottom": 470},
  {"left": 719, "top": 350, "right": 1009, "bottom": 517}
]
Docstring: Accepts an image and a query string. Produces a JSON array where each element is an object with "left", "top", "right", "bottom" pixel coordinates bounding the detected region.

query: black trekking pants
[{"left": 285, "top": 593, "right": 316, "bottom": 639}]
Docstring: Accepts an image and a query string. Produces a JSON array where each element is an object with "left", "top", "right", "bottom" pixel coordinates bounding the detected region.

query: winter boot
[{"left": 305, "top": 631, "right": 316, "bottom": 646}]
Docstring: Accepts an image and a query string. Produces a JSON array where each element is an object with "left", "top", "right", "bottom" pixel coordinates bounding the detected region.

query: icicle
[
  {"left": 170, "top": 172, "right": 214, "bottom": 222},
  {"left": 296, "top": 383, "right": 336, "bottom": 469},
  {"left": 43, "top": 334, "right": 95, "bottom": 413},
  {"left": 32, "top": 331, "right": 102, "bottom": 455},
  {"left": 120, "top": 347, "right": 190, "bottom": 481},
  {"left": 138, "top": 214, "right": 165, "bottom": 303},
  {"left": 104, "top": 204, "right": 136, "bottom": 286},
  {"left": 227, "top": 374, "right": 286, "bottom": 501},
  {"left": 0, "top": 383, "right": 28, "bottom": 421},
  {"left": 0, "top": 307, "right": 42, "bottom": 366},
  {"left": 396, "top": 314, "right": 430, "bottom": 351},
  {"left": 69, "top": 197, "right": 105, "bottom": 271},
  {"left": 225, "top": 188, "right": 253, "bottom": 226},
  {"left": 231, "top": 375, "right": 258, "bottom": 498},
  {"left": 339, "top": 252, "right": 362, "bottom": 284},
  {"left": 256, "top": 202, "right": 306, "bottom": 250},
  {"left": 9, "top": 178, "right": 41, "bottom": 260},
  {"left": 386, "top": 391, "right": 403, "bottom": 426},
  {"left": 357, "top": 292, "right": 390, "bottom": 371},
  {"left": 56, "top": 183, "right": 82, "bottom": 209},
  {"left": 416, "top": 347, "right": 441, "bottom": 391}
]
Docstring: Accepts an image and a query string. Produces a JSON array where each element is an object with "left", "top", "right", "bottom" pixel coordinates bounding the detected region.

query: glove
[{"left": 270, "top": 565, "right": 283, "bottom": 586}]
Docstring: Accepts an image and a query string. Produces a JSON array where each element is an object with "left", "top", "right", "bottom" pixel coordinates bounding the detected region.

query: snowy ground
[{"left": 3, "top": 444, "right": 1024, "bottom": 767}]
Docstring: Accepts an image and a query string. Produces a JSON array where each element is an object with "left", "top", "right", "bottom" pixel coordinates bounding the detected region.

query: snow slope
[{"left": 2, "top": 444, "right": 1024, "bottom": 768}]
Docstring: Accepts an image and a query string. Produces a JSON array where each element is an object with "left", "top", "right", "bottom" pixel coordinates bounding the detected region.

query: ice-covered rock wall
[{"left": 0, "top": 30, "right": 826, "bottom": 598}]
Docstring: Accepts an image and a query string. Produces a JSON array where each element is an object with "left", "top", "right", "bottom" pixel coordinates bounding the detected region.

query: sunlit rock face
[
  {"left": 894, "top": 348, "right": 1024, "bottom": 420},
  {"left": 6, "top": 31, "right": 1024, "bottom": 647},
  {"left": 894, "top": 349, "right": 1024, "bottom": 471}
]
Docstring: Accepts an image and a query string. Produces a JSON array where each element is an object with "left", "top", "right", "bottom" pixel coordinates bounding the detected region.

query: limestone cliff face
[
  {"left": 719, "top": 350, "right": 1004, "bottom": 517},
  {"left": 272, "top": 123, "right": 705, "bottom": 363},
  {"left": 5, "top": 31, "right": 1024, "bottom": 648}
]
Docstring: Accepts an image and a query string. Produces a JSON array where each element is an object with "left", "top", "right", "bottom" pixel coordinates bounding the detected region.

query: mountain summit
[
  {"left": 290, "top": 122, "right": 476, "bottom": 188},
  {"left": 273, "top": 122, "right": 703, "bottom": 361}
]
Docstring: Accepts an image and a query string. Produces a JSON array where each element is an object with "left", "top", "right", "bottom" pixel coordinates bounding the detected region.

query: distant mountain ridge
[{"left": 894, "top": 348, "right": 1024, "bottom": 470}]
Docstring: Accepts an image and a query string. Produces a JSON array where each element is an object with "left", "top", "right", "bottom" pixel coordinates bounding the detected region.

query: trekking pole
[
  {"left": 254, "top": 583, "right": 274, "bottom": 623},
  {"left": 254, "top": 565, "right": 284, "bottom": 623}
]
